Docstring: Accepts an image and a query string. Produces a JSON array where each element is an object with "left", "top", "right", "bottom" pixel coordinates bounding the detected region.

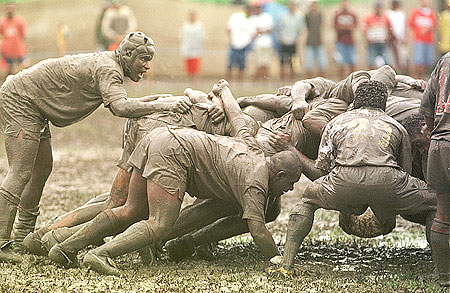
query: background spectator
[
  {"left": 438, "top": 0, "right": 450, "bottom": 58},
  {"left": 250, "top": 4, "right": 275, "bottom": 81},
  {"left": 408, "top": 0, "right": 437, "bottom": 79},
  {"left": 101, "top": 0, "right": 137, "bottom": 51},
  {"left": 333, "top": 0, "right": 358, "bottom": 79},
  {"left": 0, "top": 4, "right": 27, "bottom": 76},
  {"left": 226, "top": 5, "right": 255, "bottom": 81},
  {"left": 304, "top": 0, "right": 327, "bottom": 78},
  {"left": 179, "top": 10, "right": 205, "bottom": 83},
  {"left": 386, "top": 0, "right": 407, "bottom": 73},
  {"left": 277, "top": 1, "right": 304, "bottom": 80},
  {"left": 95, "top": 0, "right": 113, "bottom": 51},
  {"left": 363, "top": 1, "right": 392, "bottom": 69},
  {"left": 57, "top": 21, "right": 70, "bottom": 57}
]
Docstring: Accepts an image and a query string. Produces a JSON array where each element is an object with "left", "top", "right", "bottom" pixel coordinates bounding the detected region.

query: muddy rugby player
[
  {"left": 421, "top": 52, "right": 450, "bottom": 287},
  {"left": 275, "top": 81, "right": 436, "bottom": 278},
  {"left": 0, "top": 32, "right": 194, "bottom": 263}
]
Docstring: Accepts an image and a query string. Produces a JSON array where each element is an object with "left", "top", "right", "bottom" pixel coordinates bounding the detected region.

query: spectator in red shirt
[
  {"left": 0, "top": 5, "right": 27, "bottom": 75},
  {"left": 362, "top": 1, "right": 392, "bottom": 70},
  {"left": 334, "top": 0, "right": 358, "bottom": 79},
  {"left": 408, "top": 0, "right": 437, "bottom": 80}
]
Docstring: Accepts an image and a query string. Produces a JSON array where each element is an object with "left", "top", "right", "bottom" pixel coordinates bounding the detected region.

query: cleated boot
[
  {"left": 0, "top": 241, "right": 22, "bottom": 264},
  {"left": 165, "top": 235, "right": 195, "bottom": 262},
  {"left": 48, "top": 244, "right": 78, "bottom": 268},
  {"left": 23, "top": 232, "right": 48, "bottom": 256},
  {"left": 13, "top": 205, "right": 40, "bottom": 249},
  {"left": 83, "top": 251, "right": 121, "bottom": 277}
]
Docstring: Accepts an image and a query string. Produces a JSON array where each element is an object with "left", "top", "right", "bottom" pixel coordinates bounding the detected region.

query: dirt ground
[{"left": 0, "top": 80, "right": 446, "bottom": 292}]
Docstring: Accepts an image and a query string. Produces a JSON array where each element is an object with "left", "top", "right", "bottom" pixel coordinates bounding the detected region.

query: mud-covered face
[
  {"left": 128, "top": 55, "right": 152, "bottom": 82},
  {"left": 268, "top": 172, "right": 297, "bottom": 198}
]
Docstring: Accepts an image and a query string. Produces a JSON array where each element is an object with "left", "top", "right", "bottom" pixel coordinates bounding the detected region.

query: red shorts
[{"left": 185, "top": 58, "right": 200, "bottom": 75}]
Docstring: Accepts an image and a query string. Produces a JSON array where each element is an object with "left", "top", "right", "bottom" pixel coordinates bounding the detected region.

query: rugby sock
[
  {"left": 13, "top": 205, "right": 39, "bottom": 244},
  {"left": 431, "top": 218, "right": 450, "bottom": 286},
  {"left": 58, "top": 211, "right": 118, "bottom": 254},
  {"left": 0, "top": 187, "right": 20, "bottom": 247},
  {"left": 281, "top": 205, "right": 315, "bottom": 271},
  {"left": 92, "top": 220, "right": 152, "bottom": 258}
]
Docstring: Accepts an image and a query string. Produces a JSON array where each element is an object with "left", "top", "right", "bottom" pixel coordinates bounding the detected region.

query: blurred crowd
[
  {"left": 0, "top": 0, "right": 449, "bottom": 82},
  {"left": 223, "top": 0, "right": 448, "bottom": 82}
]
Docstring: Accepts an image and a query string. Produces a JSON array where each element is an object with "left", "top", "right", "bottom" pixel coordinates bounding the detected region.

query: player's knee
[{"left": 144, "top": 218, "right": 170, "bottom": 241}]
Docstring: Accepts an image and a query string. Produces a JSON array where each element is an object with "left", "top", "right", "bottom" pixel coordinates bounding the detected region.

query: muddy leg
[
  {"left": 83, "top": 180, "right": 182, "bottom": 276},
  {"left": 48, "top": 170, "right": 148, "bottom": 267},
  {"left": 13, "top": 137, "right": 53, "bottom": 245},
  {"left": 0, "top": 135, "right": 39, "bottom": 247},
  {"left": 431, "top": 192, "right": 450, "bottom": 287},
  {"left": 280, "top": 200, "right": 318, "bottom": 272}
]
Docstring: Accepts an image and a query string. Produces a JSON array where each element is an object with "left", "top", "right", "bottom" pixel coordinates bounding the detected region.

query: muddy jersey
[
  {"left": 391, "top": 82, "right": 424, "bottom": 100},
  {"left": 303, "top": 77, "right": 336, "bottom": 101},
  {"left": 316, "top": 108, "right": 411, "bottom": 173},
  {"left": 119, "top": 102, "right": 258, "bottom": 170},
  {"left": 0, "top": 51, "right": 125, "bottom": 127},
  {"left": 131, "top": 125, "right": 269, "bottom": 223},
  {"left": 386, "top": 96, "right": 421, "bottom": 122},
  {"left": 255, "top": 112, "right": 311, "bottom": 156},
  {"left": 421, "top": 52, "right": 450, "bottom": 141}
]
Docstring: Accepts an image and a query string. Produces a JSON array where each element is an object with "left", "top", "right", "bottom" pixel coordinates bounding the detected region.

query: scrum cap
[{"left": 115, "top": 32, "right": 155, "bottom": 75}]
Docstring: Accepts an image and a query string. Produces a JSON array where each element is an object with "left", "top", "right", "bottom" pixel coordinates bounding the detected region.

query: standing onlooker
[
  {"left": 0, "top": 4, "right": 27, "bottom": 76},
  {"left": 438, "top": 1, "right": 450, "bottom": 58},
  {"left": 226, "top": 5, "right": 256, "bottom": 81},
  {"left": 95, "top": 0, "right": 113, "bottom": 51},
  {"left": 101, "top": 0, "right": 137, "bottom": 51},
  {"left": 57, "top": 21, "right": 70, "bottom": 57},
  {"left": 304, "top": 0, "right": 327, "bottom": 78},
  {"left": 277, "top": 1, "right": 304, "bottom": 80},
  {"left": 179, "top": 10, "right": 204, "bottom": 83},
  {"left": 408, "top": 0, "right": 437, "bottom": 80},
  {"left": 362, "top": 1, "right": 392, "bottom": 69},
  {"left": 333, "top": 0, "right": 358, "bottom": 79},
  {"left": 420, "top": 53, "right": 450, "bottom": 288},
  {"left": 250, "top": 4, "right": 275, "bottom": 81},
  {"left": 386, "top": 0, "right": 407, "bottom": 73}
]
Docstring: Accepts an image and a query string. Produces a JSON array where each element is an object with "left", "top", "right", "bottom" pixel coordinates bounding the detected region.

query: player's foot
[
  {"left": 48, "top": 244, "right": 78, "bottom": 268},
  {"left": 138, "top": 245, "right": 156, "bottom": 265},
  {"left": 83, "top": 251, "right": 121, "bottom": 277},
  {"left": 23, "top": 232, "right": 50, "bottom": 256},
  {"left": 0, "top": 241, "right": 23, "bottom": 263},
  {"left": 165, "top": 236, "right": 194, "bottom": 262}
]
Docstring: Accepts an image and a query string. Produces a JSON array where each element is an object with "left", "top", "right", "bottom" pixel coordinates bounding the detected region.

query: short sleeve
[
  {"left": 241, "top": 187, "right": 266, "bottom": 223},
  {"left": 95, "top": 65, "right": 127, "bottom": 106}
]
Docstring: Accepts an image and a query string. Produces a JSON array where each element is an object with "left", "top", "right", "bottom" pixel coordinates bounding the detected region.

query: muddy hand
[
  {"left": 212, "top": 79, "right": 229, "bottom": 97},
  {"left": 411, "top": 79, "right": 427, "bottom": 91},
  {"left": 291, "top": 99, "right": 309, "bottom": 120},
  {"left": 236, "top": 97, "right": 249, "bottom": 108},
  {"left": 208, "top": 101, "right": 225, "bottom": 123},
  {"left": 268, "top": 131, "right": 290, "bottom": 151},
  {"left": 171, "top": 97, "right": 192, "bottom": 113},
  {"left": 276, "top": 85, "right": 292, "bottom": 96}
]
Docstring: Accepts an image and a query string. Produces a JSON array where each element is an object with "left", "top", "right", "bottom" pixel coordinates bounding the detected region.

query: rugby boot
[
  {"left": 13, "top": 205, "right": 40, "bottom": 251},
  {"left": 165, "top": 235, "right": 195, "bottom": 261},
  {"left": 48, "top": 244, "right": 78, "bottom": 268},
  {"left": 23, "top": 232, "right": 47, "bottom": 256},
  {"left": 0, "top": 241, "right": 22, "bottom": 264},
  {"left": 83, "top": 221, "right": 152, "bottom": 276}
]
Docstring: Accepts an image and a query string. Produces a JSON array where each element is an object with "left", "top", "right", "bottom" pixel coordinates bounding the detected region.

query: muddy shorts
[
  {"left": 303, "top": 166, "right": 436, "bottom": 223},
  {"left": 128, "top": 127, "right": 192, "bottom": 201},
  {"left": 427, "top": 140, "right": 450, "bottom": 194},
  {"left": 0, "top": 90, "right": 51, "bottom": 141},
  {"left": 302, "top": 98, "right": 349, "bottom": 132}
]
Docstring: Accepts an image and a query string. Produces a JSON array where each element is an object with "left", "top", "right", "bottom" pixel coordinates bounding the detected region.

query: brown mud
[{"left": 0, "top": 82, "right": 446, "bottom": 292}]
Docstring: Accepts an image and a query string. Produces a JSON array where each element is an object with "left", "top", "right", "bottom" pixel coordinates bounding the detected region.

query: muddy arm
[
  {"left": 133, "top": 94, "right": 173, "bottom": 103},
  {"left": 237, "top": 94, "right": 289, "bottom": 116},
  {"left": 297, "top": 151, "right": 327, "bottom": 181},
  {"left": 248, "top": 219, "right": 279, "bottom": 259},
  {"left": 109, "top": 96, "right": 192, "bottom": 118},
  {"left": 290, "top": 81, "right": 313, "bottom": 119}
]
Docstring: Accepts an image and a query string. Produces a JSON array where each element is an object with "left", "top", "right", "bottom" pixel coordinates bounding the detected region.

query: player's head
[
  {"left": 354, "top": 80, "right": 388, "bottom": 111},
  {"left": 115, "top": 32, "right": 155, "bottom": 82},
  {"left": 268, "top": 150, "right": 302, "bottom": 197}
]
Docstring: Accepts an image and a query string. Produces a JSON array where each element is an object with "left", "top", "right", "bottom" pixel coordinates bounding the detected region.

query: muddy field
[{"left": 0, "top": 80, "right": 445, "bottom": 292}]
